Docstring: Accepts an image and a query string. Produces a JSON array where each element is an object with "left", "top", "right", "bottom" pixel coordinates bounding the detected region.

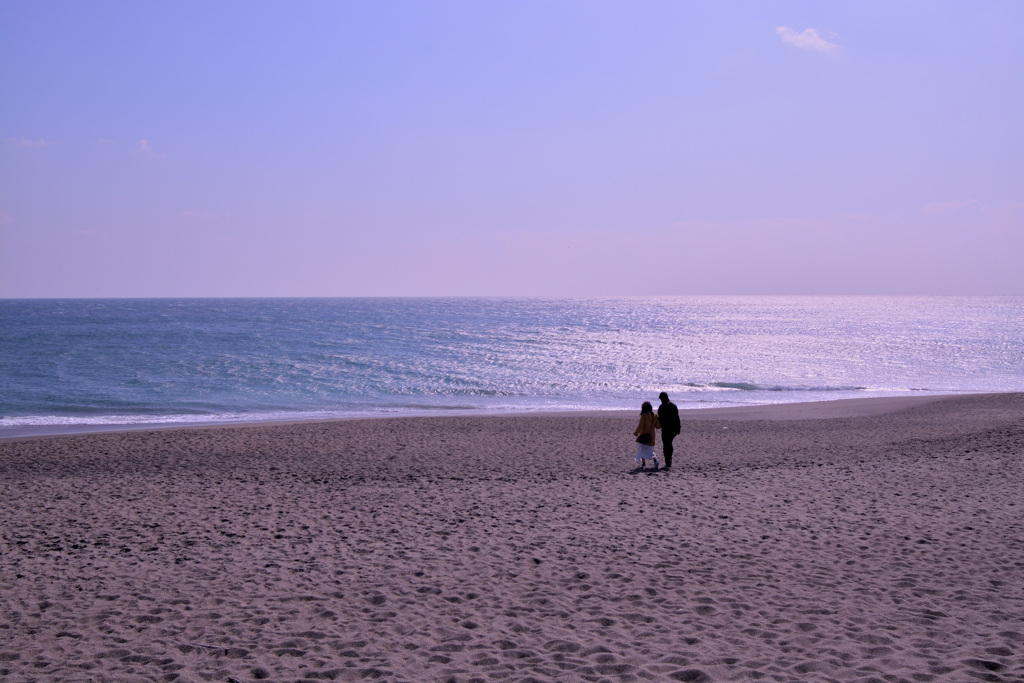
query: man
[{"left": 657, "top": 392, "right": 680, "bottom": 469}]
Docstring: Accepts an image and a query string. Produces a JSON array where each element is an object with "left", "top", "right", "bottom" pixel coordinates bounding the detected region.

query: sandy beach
[{"left": 1, "top": 393, "right": 1022, "bottom": 682}]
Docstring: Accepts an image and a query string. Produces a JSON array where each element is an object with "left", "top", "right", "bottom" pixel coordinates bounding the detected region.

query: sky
[{"left": 1, "top": 1, "right": 1022, "bottom": 297}]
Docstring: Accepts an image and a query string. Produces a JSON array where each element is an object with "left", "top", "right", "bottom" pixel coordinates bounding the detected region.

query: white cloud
[
  {"left": 925, "top": 200, "right": 1024, "bottom": 218},
  {"left": 71, "top": 228, "right": 109, "bottom": 242},
  {"left": 776, "top": 26, "right": 839, "bottom": 53},
  {"left": 135, "top": 139, "right": 162, "bottom": 156},
  {"left": 181, "top": 210, "right": 232, "bottom": 221},
  {"left": 925, "top": 200, "right": 987, "bottom": 214},
  {"left": 7, "top": 137, "right": 54, "bottom": 147}
]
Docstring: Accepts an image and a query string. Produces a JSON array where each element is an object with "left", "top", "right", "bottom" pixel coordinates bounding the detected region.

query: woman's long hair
[{"left": 640, "top": 401, "right": 653, "bottom": 415}]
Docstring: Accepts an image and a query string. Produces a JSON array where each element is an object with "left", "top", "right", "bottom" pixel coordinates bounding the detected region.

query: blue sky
[{"left": 1, "top": 1, "right": 1022, "bottom": 296}]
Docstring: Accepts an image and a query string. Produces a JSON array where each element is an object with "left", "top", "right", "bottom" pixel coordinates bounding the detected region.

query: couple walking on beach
[{"left": 633, "top": 392, "right": 681, "bottom": 471}]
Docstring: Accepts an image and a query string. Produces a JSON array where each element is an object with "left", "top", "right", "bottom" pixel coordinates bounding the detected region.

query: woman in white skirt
[{"left": 633, "top": 401, "right": 661, "bottom": 470}]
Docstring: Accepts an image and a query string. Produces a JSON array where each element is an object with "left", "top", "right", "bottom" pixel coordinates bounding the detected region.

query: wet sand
[{"left": 1, "top": 393, "right": 1022, "bottom": 682}]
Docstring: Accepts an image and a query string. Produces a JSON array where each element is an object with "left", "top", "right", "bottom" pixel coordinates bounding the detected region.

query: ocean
[{"left": 2, "top": 297, "right": 1022, "bottom": 436}]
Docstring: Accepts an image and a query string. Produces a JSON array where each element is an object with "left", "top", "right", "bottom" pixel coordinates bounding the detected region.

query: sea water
[{"left": 2, "top": 297, "right": 1022, "bottom": 436}]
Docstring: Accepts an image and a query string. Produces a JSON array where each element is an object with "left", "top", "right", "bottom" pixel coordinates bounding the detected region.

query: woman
[{"left": 633, "top": 401, "right": 661, "bottom": 470}]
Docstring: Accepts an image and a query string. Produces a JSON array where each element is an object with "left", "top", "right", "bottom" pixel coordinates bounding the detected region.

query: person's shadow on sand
[{"left": 628, "top": 466, "right": 662, "bottom": 475}]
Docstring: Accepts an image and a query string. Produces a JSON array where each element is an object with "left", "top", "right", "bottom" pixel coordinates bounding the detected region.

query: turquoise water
[{"left": 2, "top": 297, "right": 1022, "bottom": 434}]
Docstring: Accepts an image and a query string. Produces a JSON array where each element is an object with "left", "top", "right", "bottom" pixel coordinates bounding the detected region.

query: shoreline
[{"left": 0, "top": 391, "right": 990, "bottom": 442}]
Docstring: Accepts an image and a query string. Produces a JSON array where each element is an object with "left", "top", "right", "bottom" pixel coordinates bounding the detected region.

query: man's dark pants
[{"left": 663, "top": 431, "right": 679, "bottom": 467}]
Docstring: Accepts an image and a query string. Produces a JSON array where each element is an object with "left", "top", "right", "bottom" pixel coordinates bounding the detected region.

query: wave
[
  {"left": 708, "top": 382, "right": 868, "bottom": 392},
  {"left": 0, "top": 411, "right": 305, "bottom": 428}
]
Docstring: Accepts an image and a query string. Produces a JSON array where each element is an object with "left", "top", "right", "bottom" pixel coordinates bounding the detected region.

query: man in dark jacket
[{"left": 657, "top": 392, "right": 681, "bottom": 469}]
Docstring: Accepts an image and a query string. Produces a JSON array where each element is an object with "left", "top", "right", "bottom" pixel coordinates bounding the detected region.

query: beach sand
[{"left": 1, "top": 393, "right": 1022, "bottom": 682}]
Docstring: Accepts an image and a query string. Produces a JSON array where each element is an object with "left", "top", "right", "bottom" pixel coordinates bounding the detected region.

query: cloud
[
  {"left": 73, "top": 228, "right": 108, "bottom": 241},
  {"left": 925, "top": 200, "right": 987, "bottom": 214},
  {"left": 776, "top": 26, "right": 839, "bottom": 52},
  {"left": 925, "top": 200, "right": 1024, "bottom": 219},
  {"left": 7, "top": 137, "right": 54, "bottom": 147},
  {"left": 181, "top": 210, "right": 232, "bottom": 222},
  {"left": 135, "top": 139, "right": 162, "bottom": 156}
]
